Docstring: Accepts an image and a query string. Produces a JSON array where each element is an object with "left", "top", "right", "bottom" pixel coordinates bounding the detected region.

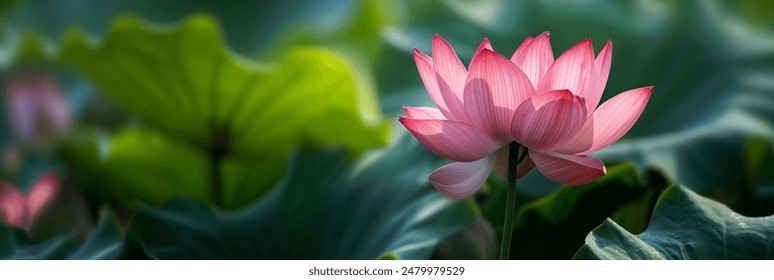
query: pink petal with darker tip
[
  {"left": 400, "top": 117, "right": 502, "bottom": 162},
  {"left": 537, "top": 39, "right": 594, "bottom": 98},
  {"left": 530, "top": 151, "right": 606, "bottom": 185},
  {"left": 414, "top": 49, "right": 450, "bottom": 116},
  {"left": 511, "top": 90, "right": 588, "bottom": 151},
  {"left": 432, "top": 35, "right": 470, "bottom": 123},
  {"left": 579, "top": 86, "right": 652, "bottom": 155},
  {"left": 511, "top": 32, "right": 554, "bottom": 88},
  {"left": 584, "top": 40, "right": 613, "bottom": 112},
  {"left": 469, "top": 38, "right": 494, "bottom": 67},
  {"left": 464, "top": 49, "right": 535, "bottom": 139},
  {"left": 429, "top": 157, "right": 495, "bottom": 200}
]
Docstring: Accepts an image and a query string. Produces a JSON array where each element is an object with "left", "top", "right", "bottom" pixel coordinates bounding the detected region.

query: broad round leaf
[
  {"left": 575, "top": 185, "right": 774, "bottom": 259},
  {"left": 56, "top": 15, "right": 388, "bottom": 159}
]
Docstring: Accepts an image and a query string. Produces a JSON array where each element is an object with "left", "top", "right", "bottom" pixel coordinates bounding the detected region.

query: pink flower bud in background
[
  {"left": 0, "top": 172, "right": 60, "bottom": 233},
  {"left": 5, "top": 72, "right": 73, "bottom": 144}
]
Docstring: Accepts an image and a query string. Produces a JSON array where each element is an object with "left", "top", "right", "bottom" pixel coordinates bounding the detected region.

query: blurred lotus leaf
[{"left": 126, "top": 134, "right": 478, "bottom": 259}]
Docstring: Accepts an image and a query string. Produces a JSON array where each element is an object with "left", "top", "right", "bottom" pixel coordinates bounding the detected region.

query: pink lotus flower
[
  {"left": 400, "top": 33, "right": 652, "bottom": 199},
  {"left": 0, "top": 173, "right": 60, "bottom": 232}
]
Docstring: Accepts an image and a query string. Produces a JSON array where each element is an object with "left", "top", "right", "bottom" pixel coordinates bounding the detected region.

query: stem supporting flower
[{"left": 500, "top": 141, "right": 526, "bottom": 260}]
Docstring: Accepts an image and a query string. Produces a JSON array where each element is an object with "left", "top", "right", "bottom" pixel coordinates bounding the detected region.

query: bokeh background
[{"left": 0, "top": 0, "right": 773, "bottom": 259}]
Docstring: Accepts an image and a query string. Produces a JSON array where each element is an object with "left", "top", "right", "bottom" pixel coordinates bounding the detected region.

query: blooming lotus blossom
[
  {"left": 0, "top": 173, "right": 60, "bottom": 232},
  {"left": 400, "top": 33, "right": 652, "bottom": 199}
]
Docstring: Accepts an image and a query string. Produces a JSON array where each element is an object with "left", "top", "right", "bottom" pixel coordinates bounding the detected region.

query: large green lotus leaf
[
  {"left": 62, "top": 127, "right": 286, "bottom": 208},
  {"left": 55, "top": 15, "right": 388, "bottom": 159},
  {"left": 377, "top": 0, "right": 774, "bottom": 196},
  {"left": 127, "top": 133, "right": 478, "bottom": 259},
  {"left": 574, "top": 185, "right": 774, "bottom": 259},
  {"left": 0, "top": 212, "right": 123, "bottom": 259}
]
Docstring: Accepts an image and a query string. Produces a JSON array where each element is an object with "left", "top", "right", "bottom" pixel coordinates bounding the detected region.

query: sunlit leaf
[
  {"left": 63, "top": 127, "right": 286, "bottom": 208},
  {"left": 57, "top": 15, "right": 388, "bottom": 160}
]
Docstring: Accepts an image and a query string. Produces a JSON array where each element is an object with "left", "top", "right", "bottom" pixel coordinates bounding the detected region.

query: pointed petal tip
[
  {"left": 640, "top": 86, "right": 655, "bottom": 99},
  {"left": 599, "top": 39, "right": 612, "bottom": 53},
  {"left": 433, "top": 34, "right": 448, "bottom": 44},
  {"left": 571, "top": 38, "right": 593, "bottom": 51},
  {"left": 398, "top": 116, "right": 410, "bottom": 126},
  {"left": 627, "top": 86, "right": 655, "bottom": 98},
  {"left": 413, "top": 48, "right": 430, "bottom": 59},
  {"left": 471, "top": 38, "right": 495, "bottom": 65},
  {"left": 476, "top": 48, "right": 513, "bottom": 63},
  {"left": 477, "top": 48, "right": 499, "bottom": 58},
  {"left": 477, "top": 38, "right": 492, "bottom": 49},
  {"left": 581, "top": 38, "right": 593, "bottom": 48}
]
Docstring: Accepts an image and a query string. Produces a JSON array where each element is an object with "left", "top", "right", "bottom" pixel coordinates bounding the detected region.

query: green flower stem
[{"left": 500, "top": 142, "right": 524, "bottom": 260}]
